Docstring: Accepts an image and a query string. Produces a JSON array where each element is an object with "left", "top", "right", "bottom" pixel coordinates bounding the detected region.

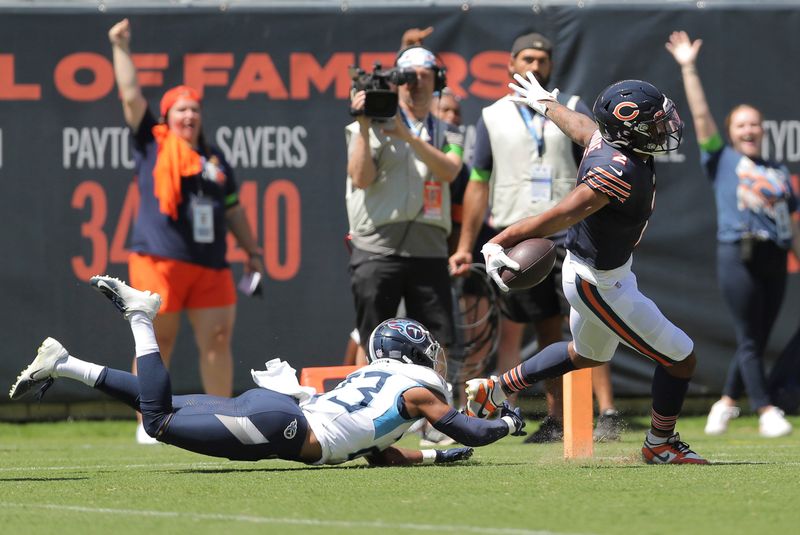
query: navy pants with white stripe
[{"left": 94, "top": 352, "right": 308, "bottom": 461}]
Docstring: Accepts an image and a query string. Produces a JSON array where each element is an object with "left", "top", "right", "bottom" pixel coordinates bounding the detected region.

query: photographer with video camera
[{"left": 345, "top": 46, "right": 463, "bottom": 359}]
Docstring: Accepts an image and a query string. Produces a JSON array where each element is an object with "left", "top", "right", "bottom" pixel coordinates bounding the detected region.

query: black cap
[{"left": 511, "top": 32, "right": 553, "bottom": 57}]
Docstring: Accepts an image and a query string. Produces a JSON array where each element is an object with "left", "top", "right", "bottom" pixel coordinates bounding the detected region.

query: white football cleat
[
  {"left": 90, "top": 275, "right": 161, "bottom": 320},
  {"left": 9, "top": 337, "right": 68, "bottom": 401},
  {"left": 465, "top": 376, "right": 506, "bottom": 418},
  {"left": 759, "top": 406, "right": 792, "bottom": 438},
  {"left": 704, "top": 400, "right": 740, "bottom": 435}
]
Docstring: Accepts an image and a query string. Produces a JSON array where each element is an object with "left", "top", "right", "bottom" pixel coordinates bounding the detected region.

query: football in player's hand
[{"left": 499, "top": 238, "right": 556, "bottom": 291}]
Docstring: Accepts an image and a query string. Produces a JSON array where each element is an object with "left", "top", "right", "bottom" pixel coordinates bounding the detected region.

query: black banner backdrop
[{"left": 1, "top": 5, "right": 798, "bottom": 402}]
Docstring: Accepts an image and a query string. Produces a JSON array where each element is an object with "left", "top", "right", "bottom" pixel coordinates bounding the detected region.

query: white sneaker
[
  {"left": 9, "top": 337, "right": 68, "bottom": 400},
  {"left": 759, "top": 406, "right": 792, "bottom": 438},
  {"left": 704, "top": 400, "right": 740, "bottom": 435},
  {"left": 90, "top": 275, "right": 161, "bottom": 320},
  {"left": 136, "top": 422, "right": 160, "bottom": 445}
]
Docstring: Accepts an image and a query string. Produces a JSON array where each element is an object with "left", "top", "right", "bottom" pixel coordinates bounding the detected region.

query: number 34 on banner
[{"left": 70, "top": 179, "right": 301, "bottom": 282}]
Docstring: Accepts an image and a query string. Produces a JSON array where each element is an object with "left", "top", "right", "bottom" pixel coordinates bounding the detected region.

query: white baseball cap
[{"left": 396, "top": 47, "right": 436, "bottom": 69}]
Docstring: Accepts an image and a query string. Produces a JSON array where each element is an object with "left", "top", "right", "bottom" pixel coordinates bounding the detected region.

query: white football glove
[
  {"left": 481, "top": 242, "right": 520, "bottom": 293},
  {"left": 464, "top": 376, "right": 507, "bottom": 419},
  {"left": 507, "top": 71, "right": 559, "bottom": 116}
]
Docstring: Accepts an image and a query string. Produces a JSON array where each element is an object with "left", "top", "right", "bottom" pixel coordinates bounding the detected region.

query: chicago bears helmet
[
  {"left": 592, "top": 80, "right": 683, "bottom": 155},
  {"left": 367, "top": 318, "right": 446, "bottom": 376}
]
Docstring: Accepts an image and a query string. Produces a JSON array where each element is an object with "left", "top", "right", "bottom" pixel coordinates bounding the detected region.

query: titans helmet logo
[{"left": 386, "top": 319, "right": 426, "bottom": 343}]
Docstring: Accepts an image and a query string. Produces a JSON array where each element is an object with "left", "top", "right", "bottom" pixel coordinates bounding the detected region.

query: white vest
[
  {"left": 344, "top": 118, "right": 452, "bottom": 238},
  {"left": 482, "top": 95, "right": 580, "bottom": 228},
  {"left": 302, "top": 361, "right": 448, "bottom": 465}
]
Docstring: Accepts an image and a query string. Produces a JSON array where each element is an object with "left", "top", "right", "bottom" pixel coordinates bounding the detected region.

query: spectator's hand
[
  {"left": 508, "top": 72, "right": 559, "bottom": 116},
  {"left": 246, "top": 251, "right": 265, "bottom": 277},
  {"left": 448, "top": 250, "right": 473, "bottom": 277},
  {"left": 401, "top": 26, "right": 434, "bottom": 48},
  {"left": 499, "top": 403, "right": 527, "bottom": 436},
  {"left": 108, "top": 18, "right": 131, "bottom": 48},
  {"left": 666, "top": 31, "right": 702, "bottom": 67},
  {"left": 433, "top": 447, "right": 473, "bottom": 463},
  {"left": 381, "top": 113, "right": 413, "bottom": 142},
  {"left": 481, "top": 242, "right": 519, "bottom": 293}
]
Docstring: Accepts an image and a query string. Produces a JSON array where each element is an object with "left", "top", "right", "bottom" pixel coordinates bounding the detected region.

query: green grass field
[{"left": 1, "top": 415, "right": 798, "bottom": 535}]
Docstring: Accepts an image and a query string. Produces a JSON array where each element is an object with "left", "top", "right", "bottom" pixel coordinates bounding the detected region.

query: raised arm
[
  {"left": 665, "top": 31, "right": 718, "bottom": 144},
  {"left": 508, "top": 72, "right": 597, "bottom": 147},
  {"left": 108, "top": 19, "right": 147, "bottom": 130}
]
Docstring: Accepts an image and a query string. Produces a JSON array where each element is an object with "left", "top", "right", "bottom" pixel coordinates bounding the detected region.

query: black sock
[
  {"left": 500, "top": 341, "right": 575, "bottom": 394},
  {"left": 650, "top": 365, "right": 690, "bottom": 435}
]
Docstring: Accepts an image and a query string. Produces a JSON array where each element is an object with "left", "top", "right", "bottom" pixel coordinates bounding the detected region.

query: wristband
[
  {"left": 501, "top": 416, "right": 515, "bottom": 434},
  {"left": 421, "top": 449, "right": 437, "bottom": 464}
]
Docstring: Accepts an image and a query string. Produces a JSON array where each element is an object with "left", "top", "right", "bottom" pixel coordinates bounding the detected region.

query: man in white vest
[
  {"left": 346, "top": 46, "right": 464, "bottom": 361},
  {"left": 449, "top": 32, "right": 622, "bottom": 443}
]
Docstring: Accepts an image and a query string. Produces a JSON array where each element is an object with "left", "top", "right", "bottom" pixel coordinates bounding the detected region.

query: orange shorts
[{"left": 129, "top": 253, "right": 236, "bottom": 313}]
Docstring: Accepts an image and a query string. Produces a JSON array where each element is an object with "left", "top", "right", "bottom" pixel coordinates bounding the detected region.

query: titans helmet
[
  {"left": 367, "top": 318, "right": 446, "bottom": 376},
  {"left": 592, "top": 80, "right": 683, "bottom": 155}
]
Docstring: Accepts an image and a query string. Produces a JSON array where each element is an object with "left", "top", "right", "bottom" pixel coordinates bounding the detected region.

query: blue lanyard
[
  {"left": 399, "top": 109, "right": 436, "bottom": 147},
  {"left": 516, "top": 103, "right": 545, "bottom": 157}
]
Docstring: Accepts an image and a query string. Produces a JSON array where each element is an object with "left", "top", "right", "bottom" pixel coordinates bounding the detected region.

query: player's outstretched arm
[
  {"left": 491, "top": 183, "right": 609, "bottom": 249},
  {"left": 365, "top": 445, "right": 474, "bottom": 466},
  {"left": 509, "top": 72, "right": 596, "bottom": 147},
  {"left": 666, "top": 31, "right": 718, "bottom": 144},
  {"left": 402, "top": 387, "right": 525, "bottom": 447}
]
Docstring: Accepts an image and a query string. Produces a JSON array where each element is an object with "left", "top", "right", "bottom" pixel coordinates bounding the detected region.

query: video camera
[{"left": 349, "top": 63, "right": 417, "bottom": 119}]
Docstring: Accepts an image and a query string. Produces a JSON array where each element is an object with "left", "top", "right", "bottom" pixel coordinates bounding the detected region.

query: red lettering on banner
[
  {"left": 438, "top": 52, "right": 467, "bottom": 98},
  {"left": 469, "top": 51, "right": 509, "bottom": 100},
  {"left": 184, "top": 53, "right": 233, "bottom": 98},
  {"left": 789, "top": 174, "right": 799, "bottom": 274},
  {"left": 358, "top": 53, "right": 398, "bottom": 73},
  {"left": 291, "top": 53, "right": 354, "bottom": 99},
  {"left": 55, "top": 53, "right": 114, "bottom": 101},
  {"left": 132, "top": 54, "right": 169, "bottom": 88},
  {"left": 71, "top": 180, "right": 108, "bottom": 281},
  {"left": 228, "top": 54, "right": 288, "bottom": 100},
  {"left": 110, "top": 181, "right": 140, "bottom": 264},
  {"left": 0, "top": 54, "right": 41, "bottom": 100},
  {"left": 264, "top": 179, "right": 301, "bottom": 280},
  {"left": 226, "top": 181, "right": 258, "bottom": 263}
]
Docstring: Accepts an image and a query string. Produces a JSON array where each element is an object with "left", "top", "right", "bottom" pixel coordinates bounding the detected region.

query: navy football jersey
[{"left": 566, "top": 131, "right": 656, "bottom": 270}]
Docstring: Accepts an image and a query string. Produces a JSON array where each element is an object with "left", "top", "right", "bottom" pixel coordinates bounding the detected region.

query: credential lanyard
[
  {"left": 399, "top": 109, "right": 436, "bottom": 147},
  {"left": 517, "top": 103, "right": 545, "bottom": 157}
]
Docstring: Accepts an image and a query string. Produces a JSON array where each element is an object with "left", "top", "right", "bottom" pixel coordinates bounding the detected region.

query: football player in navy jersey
[
  {"left": 469, "top": 73, "right": 708, "bottom": 464},
  {"left": 9, "top": 277, "right": 525, "bottom": 467}
]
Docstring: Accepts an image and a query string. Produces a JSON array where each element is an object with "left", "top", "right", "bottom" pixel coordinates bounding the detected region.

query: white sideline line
[{"left": 0, "top": 502, "right": 588, "bottom": 535}]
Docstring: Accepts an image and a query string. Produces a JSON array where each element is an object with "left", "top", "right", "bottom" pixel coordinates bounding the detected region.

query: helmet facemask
[{"left": 632, "top": 97, "right": 683, "bottom": 155}]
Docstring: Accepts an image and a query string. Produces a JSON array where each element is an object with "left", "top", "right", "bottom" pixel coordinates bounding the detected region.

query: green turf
[{"left": 1, "top": 415, "right": 798, "bottom": 535}]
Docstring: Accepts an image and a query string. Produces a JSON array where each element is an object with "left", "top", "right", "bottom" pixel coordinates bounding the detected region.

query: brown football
[{"left": 499, "top": 238, "right": 557, "bottom": 290}]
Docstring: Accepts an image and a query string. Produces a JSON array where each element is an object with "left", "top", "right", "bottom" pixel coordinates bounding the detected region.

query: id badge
[
  {"left": 530, "top": 163, "right": 553, "bottom": 202},
  {"left": 423, "top": 180, "right": 443, "bottom": 219},
  {"left": 192, "top": 196, "right": 214, "bottom": 243},
  {"left": 774, "top": 200, "right": 792, "bottom": 241}
]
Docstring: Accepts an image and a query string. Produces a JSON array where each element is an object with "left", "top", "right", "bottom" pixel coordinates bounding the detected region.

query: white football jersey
[{"left": 302, "top": 361, "right": 447, "bottom": 465}]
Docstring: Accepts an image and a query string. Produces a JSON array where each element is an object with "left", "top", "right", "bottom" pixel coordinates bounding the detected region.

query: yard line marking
[
  {"left": 0, "top": 502, "right": 591, "bottom": 535},
  {"left": 0, "top": 461, "right": 226, "bottom": 472}
]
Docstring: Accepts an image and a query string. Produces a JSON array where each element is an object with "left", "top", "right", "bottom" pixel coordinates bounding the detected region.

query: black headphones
[{"left": 395, "top": 45, "right": 447, "bottom": 93}]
